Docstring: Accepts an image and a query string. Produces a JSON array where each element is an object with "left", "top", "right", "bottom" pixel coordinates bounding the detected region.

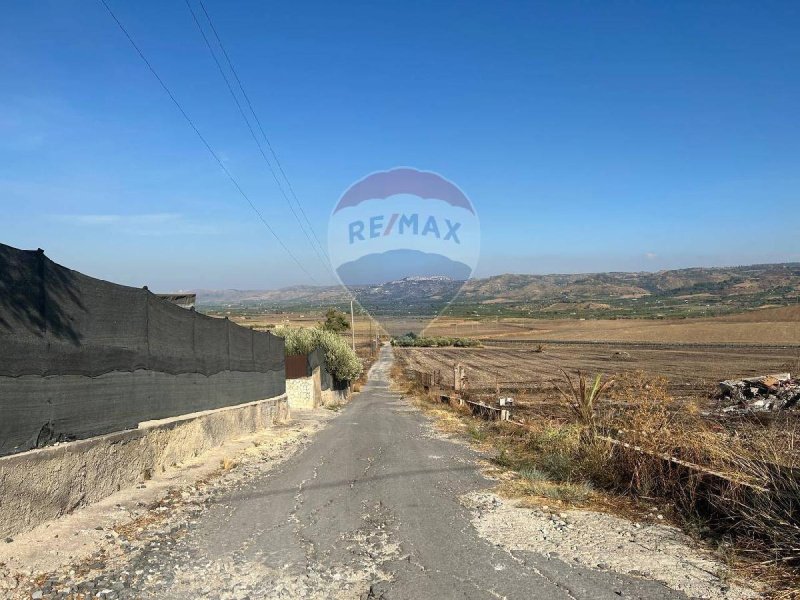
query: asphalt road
[{"left": 49, "top": 345, "right": 687, "bottom": 599}]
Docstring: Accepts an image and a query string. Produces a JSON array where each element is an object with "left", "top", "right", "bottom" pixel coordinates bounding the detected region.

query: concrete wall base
[
  {"left": 286, "top": 377, "right": 316, "bottom": 409},
  {"left": 322, "top": 387, "right": 351, "bottom": 406},
  {"left": 0, "top": 394, "right": 288, "bottom": 539},
  {"left": 286, "top": 365, "right": 323, "bottom": 409}
]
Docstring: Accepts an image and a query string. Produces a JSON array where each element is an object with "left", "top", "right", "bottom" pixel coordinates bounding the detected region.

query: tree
[{"left": 321, "top": 308, "right": 350, "bottom": 333}]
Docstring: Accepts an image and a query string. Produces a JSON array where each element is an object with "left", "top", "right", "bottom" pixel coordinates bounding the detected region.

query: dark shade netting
[
  {"left": 0, "top": 243, "right": 286, "bottom": 456},
  {"left": 228, "top": 321, "right": 255, "bottom": 372},
  {"left": 194, "top": 311, "right": 230, "bottom": 375}
]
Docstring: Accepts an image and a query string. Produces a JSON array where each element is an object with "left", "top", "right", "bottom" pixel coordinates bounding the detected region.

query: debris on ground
[
  {"left": 715, "top": 372, "right": 800, "bottom": 412},
  {"left": 463, "top": 492, "right": 758, "bottom": 600}
]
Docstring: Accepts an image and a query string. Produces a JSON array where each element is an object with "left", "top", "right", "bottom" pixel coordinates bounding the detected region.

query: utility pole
[{"left": 350, "top": 299, "right": 355, "bottom": 352}]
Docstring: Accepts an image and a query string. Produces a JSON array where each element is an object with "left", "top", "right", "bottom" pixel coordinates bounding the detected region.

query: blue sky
[{"left": 1, "top": 0, "right": 799, "bottom": 290}]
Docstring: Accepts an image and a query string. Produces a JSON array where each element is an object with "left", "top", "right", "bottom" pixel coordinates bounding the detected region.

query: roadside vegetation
[
  {"left": 273, "top": 324, "right": 362, "bottom": 382},
  {"left": 319, "top": 308, "right": 351, "bottom": 333},
  {"left": 391, "top": 332, "right": 480, "bottom": 348},
  {"left": 394, "top": 365, "right": 800, "bottom": 597}
]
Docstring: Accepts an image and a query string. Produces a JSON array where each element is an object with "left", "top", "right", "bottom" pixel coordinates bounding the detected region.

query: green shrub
[
  {"left": 391, "top": 335, "right": 480, "bottom": 348},
  {"left": 531, "top": 481, "right": 593, "bottom": 503},
  {"left": 518, "top": 467, "right": 549, "bottom": 482},
  {"left": 320, "top": 308, "right": 350, "bottom": 333},
  {"left": 273, "top": 325, "right": 363, "bottom": 382},
  {"left": 275, "top": 325, "right": 318, "bottom": 355},
  {"left": 467, "top": 424, "right": 487, "bottom": 441}
]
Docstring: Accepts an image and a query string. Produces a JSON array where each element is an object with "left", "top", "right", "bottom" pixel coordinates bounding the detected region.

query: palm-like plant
[{"left": 556, "top": 370, "right": 613, "bottom": 440}]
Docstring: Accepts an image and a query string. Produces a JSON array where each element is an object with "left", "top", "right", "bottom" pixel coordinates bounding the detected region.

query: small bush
[
  {"left": 320, "top": 308, "right": 350, "bottom": 333},
  {"left": 519, "top": 467, "right": 549, "bottom": 482},
  {"left": 467, "top": 424, "right": 488, "bottom": 441},
  {"left": 493, "top": 448, "right": 516, "bottom": 468},
  {"left": 538, "top": 451, "right": 577, "bottom": 482},
  {"left": 273, "top": 325, "right": 363, "bottom": 382},
  {"left": 524, "top": 479, "right": 593, "bottom": 503},
  {"left": 391, "top": 335, "right": 480, "bottom": 348}
]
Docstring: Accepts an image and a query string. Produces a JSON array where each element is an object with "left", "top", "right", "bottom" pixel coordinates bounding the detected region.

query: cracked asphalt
[{"left": 31, "top": 345, "right": 690, "bottom": 599}]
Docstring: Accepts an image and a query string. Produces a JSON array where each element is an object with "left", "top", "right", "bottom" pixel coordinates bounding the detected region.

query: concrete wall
[
  {"left": 286, "top": 365, "right": 324, "bottom": 409},
  {"left": 0, "top": 394, "right": 288, "bottom": 539},
  {"left": 322, "top": 386, "right": 351, "bottom": 406},
  {"left": 1, "top": 369, "right": 285, "bottom": 456},
  {"left": 286, "top": 377, "right": 316, "bottom": 409}
]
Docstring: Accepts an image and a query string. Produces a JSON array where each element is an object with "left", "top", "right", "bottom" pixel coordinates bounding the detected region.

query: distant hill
[
  {"left": 336, "top": 249, "right": 472, "bottom": 285},
  {"left": 458, "top": 263, "right": 800, "bottom": 303},
  {"left": 195, "top": 286, "right": 344, "bottom": 306},
  {"left": 196, "top": 262, "right": 800, "bottom": 319}
]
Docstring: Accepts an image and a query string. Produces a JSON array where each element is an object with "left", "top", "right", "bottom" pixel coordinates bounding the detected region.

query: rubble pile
[{"left": 716, "top": 373, "right": 800, "bottom": 412}]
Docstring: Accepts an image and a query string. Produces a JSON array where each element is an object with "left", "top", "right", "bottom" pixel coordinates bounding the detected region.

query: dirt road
[{"left": 19, "top": 346, "right": 734, "bottom": 599}]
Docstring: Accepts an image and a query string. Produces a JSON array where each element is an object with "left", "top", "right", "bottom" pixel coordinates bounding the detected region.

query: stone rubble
[{"left": 715, "top": 372, "right": 800, "bottom": 412}]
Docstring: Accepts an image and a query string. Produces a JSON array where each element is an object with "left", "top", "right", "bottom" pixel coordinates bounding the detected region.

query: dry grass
[
  {"left": 572, "top": 373, "right": 800, "bottom": 597},
  {"left": 220, "top": 457, "right": 237, "bottom": 471},
  {"left": 542, "top": 370, "right": 799, "bottom": 596},
  {"left": 395, "top": 363, "right": 800, "bottom": 597}
]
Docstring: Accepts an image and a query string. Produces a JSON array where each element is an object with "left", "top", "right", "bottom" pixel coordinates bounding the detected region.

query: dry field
[
  {"left": 213, "top": 305, "right": 800, "bottom": 345},
  {"left": 221, "top": 307, "right": 800, "bottom": 400},
  {"left": 224, "top": 311, "right": 382, "bottom": 337},
  {"left": 395, "top": 343, "right": 800, "bottom": 400},
  {"left": 422, "top": 305, "right": 800, "bottom": 345},
  {"left": 398, "top": 307, "right": 800, "bottom": 403}
]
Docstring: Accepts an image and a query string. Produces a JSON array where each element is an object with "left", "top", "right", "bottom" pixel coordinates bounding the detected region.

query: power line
[
  {"left": 196, "top": 0, "right": 331, "bottom": 264},
  {"left": 98, "top": 0, "right": 317, "bottom": 283},
  {"left": 183, "top": 0, "right": 333, "bottom": 276}
]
